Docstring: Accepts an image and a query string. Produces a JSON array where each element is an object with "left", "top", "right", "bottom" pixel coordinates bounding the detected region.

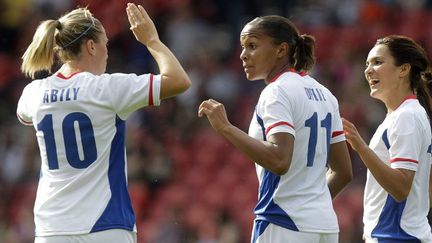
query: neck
[
  {"left": 385, "top": 91, "right": 416, "bottom": 113},
  {"left": 58, "top": 63, "right": 83, "bottom": 77},
  {"left": 265, "top": 62, "right": 291, "bottom": 84}
]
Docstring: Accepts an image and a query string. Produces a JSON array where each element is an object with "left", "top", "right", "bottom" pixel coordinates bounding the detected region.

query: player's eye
[{"left": 248, "top": 43, "right": 256, "bottom": 50}]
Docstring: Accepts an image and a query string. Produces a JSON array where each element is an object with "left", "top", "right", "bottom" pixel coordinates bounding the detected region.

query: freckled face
[
  {"left": 364, "top": 44, "right": 403, "bottom": 103},
  {"left": 239, "top": 24, "right": 279, "bottom": 81}
]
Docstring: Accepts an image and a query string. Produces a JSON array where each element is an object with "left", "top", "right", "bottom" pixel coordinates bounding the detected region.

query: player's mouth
[{"left": 369, "top": 79, "right": 380, "bottom": 87}]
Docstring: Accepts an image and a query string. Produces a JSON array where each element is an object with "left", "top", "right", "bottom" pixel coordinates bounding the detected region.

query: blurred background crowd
[{"left": 1, "top": 0, "right": 432, "bottom": 242}]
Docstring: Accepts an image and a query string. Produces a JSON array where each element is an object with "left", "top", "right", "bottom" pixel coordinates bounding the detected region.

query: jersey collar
[
  {"left": 268, "top": 68, "right": 307, "bottom": 84},
  {"left": 395, "top": 95, "right": 417, "bottom": 110},
  {"left": 56, "top": 71, "right": 82, "bottom": 80}
]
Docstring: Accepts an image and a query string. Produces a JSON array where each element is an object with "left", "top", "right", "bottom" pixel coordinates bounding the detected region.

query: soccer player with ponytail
[
  {"left": 17, "top": 3, "right": 190, "bottom": 243},
  {"left": 199, "top": 16, "right": 353, "bottom": 243},
  {"left": 343, "top": 35, "right": 432, "bottom": 243}
]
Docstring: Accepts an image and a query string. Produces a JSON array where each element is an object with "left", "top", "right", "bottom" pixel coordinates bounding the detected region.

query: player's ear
[
  {"left": 399, "top": 63, "right": 411, "bottom": 78},
  {"left": 85, "top": 39, "right": 96, "bottom": 56},
  {"left": 276, "top": 42, "right": 288, "bottom": 59}
]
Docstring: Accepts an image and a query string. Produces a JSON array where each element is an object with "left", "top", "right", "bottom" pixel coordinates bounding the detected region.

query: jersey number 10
[{"left": 37, "top": 112, "right": 97, "bottom": 170}]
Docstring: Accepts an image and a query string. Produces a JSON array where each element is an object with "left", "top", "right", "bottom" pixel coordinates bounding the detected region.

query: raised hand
[
  {"left": 126, "top": 3, "right": 159, "bottom": 45},
  {"left": 342, "top": 118, "right": 368, "bottom": 152}
]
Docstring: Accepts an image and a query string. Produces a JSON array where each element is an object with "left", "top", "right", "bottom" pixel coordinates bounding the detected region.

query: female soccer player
[
  {"left": 17, "top": 3, "right": 190, "bottom": 243},
  {"left": 343, "top": 35, "right": 432, "bottom": 242},
  {"left": 199, "top": 15, "right": 353, "bottom": 243}
]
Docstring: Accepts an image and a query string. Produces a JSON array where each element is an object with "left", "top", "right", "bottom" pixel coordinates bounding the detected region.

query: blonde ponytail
[{"left": 21, "top": 20, "right": 58, "bottom": 78}]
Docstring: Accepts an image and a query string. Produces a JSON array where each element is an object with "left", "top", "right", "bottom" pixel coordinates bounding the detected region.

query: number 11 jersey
[{"left": 248, "top": 70, "right": 345, "bottom": 233}]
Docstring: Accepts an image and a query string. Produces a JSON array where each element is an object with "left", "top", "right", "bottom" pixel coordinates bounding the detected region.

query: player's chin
[
  {"left": 369, "top": 88, "right": 378, "bottom": 97},
  {"left": 369, "top": 90, "right": 384, "bottom": 101},
  {"left": 244, "top": 72, "right": 259, "bottom": 81}
]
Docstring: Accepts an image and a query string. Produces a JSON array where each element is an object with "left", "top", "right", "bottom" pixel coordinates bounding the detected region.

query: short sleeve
[
  {"left": 102, "top": 73, "right": 161, "bottom": 119},
  {"left": 388, "top": 112, "right": 420, "bottom": 171},
  {"left": 259, "top": 85, "right": 295, "bottom": 139},
  {"left": 17, "top": 84, "right": 34, "bottom": 126},
  {"left": 330, "top": 96, "right": 345, "bottom": 144}
]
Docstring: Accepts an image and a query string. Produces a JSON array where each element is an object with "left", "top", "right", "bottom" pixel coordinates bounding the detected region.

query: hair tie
[
  {"left": 56, "top": 20, "right": 62, "bottom": 30},
  {"left": 422, "top": 70, "right": 432, "bottom": 84},
  {"left": 300, "top": 34, "right": 306, "bottom": 42},
  {"left": 296, "top": 34, "right": 306, "bottom": 47}
]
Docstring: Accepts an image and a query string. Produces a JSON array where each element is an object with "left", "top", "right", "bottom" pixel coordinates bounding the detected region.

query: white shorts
[
  {"left": 34, "top": 229, "right": 136, "bottom": 243},
  {"left": 252, "top": 221, "right": 338, "bottom": 243}
]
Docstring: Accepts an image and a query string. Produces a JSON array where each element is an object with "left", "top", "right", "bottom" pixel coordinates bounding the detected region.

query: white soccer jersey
[
  {"left": 248, "top": 70, "right": 345, "bottom": 236},
  {"left": 16, "top": 71, "right": 161, "bottom": 236},
  {"left": 363, "top": 97, "right": 432, "bottom": 242}
]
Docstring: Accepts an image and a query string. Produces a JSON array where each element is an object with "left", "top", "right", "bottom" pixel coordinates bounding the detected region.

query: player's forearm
[
  {"left": 356, "top": 145, "right": 413, "bottom": 201},
  {"left": 429, "top": 168, "right": 432, "bottom": 208},
  {"left": 220, "top": 125, "right": 290, "bottom": 175},
  {"left": 326, "top": 141, "right": 353, "bottom": 199},
  {"left": 146, "top": 39, "right": 191, "bottom": 99},
  {"left": 327, "top": 169, "right": 352, "bottom": 199}
]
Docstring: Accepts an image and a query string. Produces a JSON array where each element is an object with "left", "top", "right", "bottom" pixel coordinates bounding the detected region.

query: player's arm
[
  {"left": 16, "top": 85, "right": 34, "bottom": 126},
  {"left": 343, "top": 118, "right": 415, "bottom": 202},
  {"left": 354, "top": 144, "right": 414, "bottom": 201},
  {"left": 429, "top": 166, "right": 432, "bottom": 207},
  {"left": 17, "top": 113, "right": 33, "bottom": 126},
  {"left": 198, "top": 99, "right": 293, "bottom": 175},
  {"left": 126, "top": 3, "right": 191, "bottom": 100},
  {"left": 326, "top": 141, "right": 353, "bottom": 199},
  {"left": 428, "top": 167, "right": 432, "bottom": 224},
  {"left": 223, "top": 127, "right": 293, "bottom": 175}
]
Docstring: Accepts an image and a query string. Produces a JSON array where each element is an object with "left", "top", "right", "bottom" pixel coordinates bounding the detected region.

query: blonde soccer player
[{"left": 17, "top": 3, "right": 190, "bottom": 243}]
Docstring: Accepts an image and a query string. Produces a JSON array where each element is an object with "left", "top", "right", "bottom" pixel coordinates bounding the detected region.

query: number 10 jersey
[{"left": 16, "top": 71, "right": 161, "bottom": 236}]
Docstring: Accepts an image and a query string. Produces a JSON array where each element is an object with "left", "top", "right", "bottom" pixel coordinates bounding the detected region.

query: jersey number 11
[{"left": 305, "top": 112, "right": 331, "bottom": 167}]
